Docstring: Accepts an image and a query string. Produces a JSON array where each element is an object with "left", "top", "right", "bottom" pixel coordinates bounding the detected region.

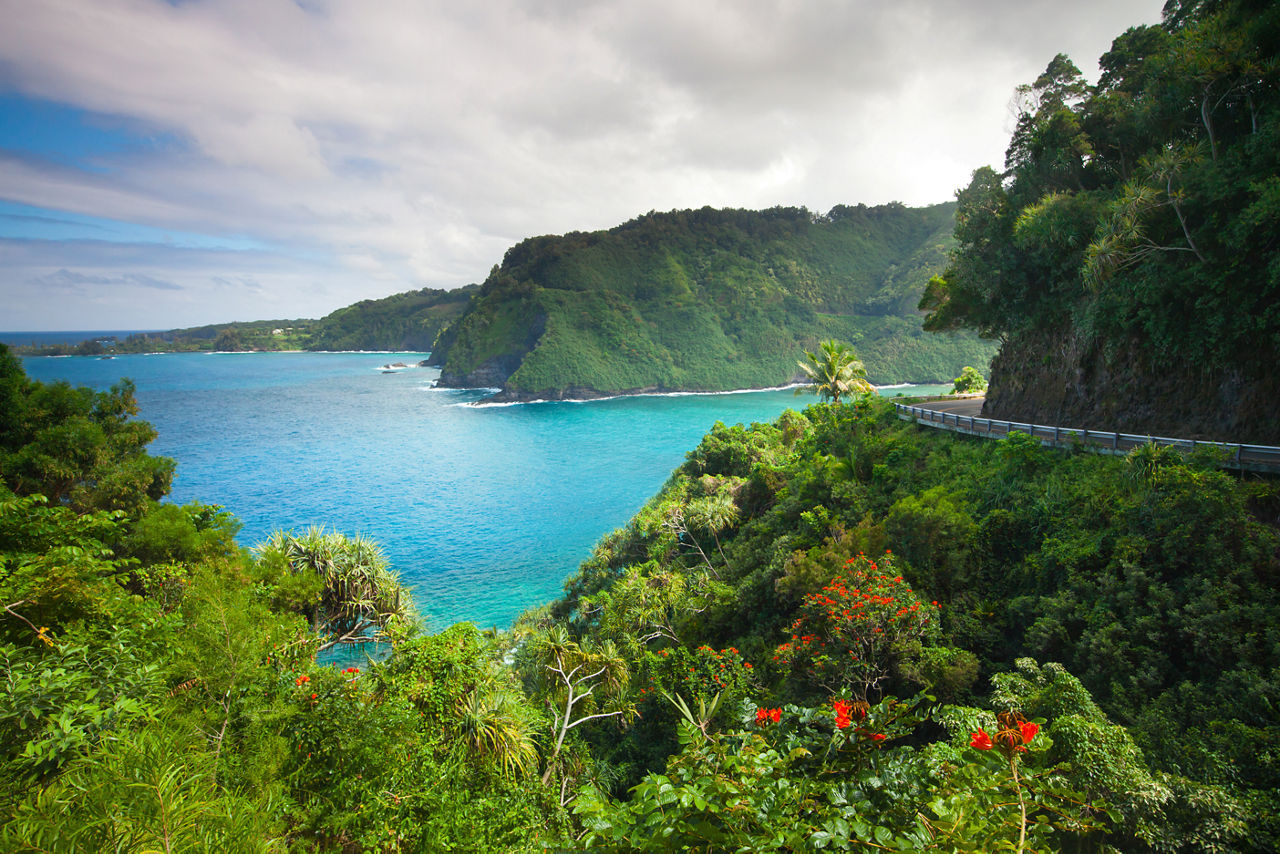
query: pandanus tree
[
  {"left": 454, "top": 674, "right": 539, "bottom": 778},
  {"left": 254, "top": 527, "right": 412, "bottom": 651},
  {"left": 796, "top": 340, "right": 873, "bottom": 405}
]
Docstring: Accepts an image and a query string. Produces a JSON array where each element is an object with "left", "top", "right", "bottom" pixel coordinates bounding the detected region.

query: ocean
[{"left": 18, "top": 350, "right": 949, "bottom": 632}]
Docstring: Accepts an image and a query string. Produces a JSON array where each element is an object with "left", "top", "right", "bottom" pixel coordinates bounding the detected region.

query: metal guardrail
[{"left": 894, "top": 402, "right": 1280, "bottom": 473}]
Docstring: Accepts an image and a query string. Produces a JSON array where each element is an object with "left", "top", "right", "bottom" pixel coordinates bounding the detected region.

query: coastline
[{"left": 454, "top": 380, "right": 949, "bottom": 407}]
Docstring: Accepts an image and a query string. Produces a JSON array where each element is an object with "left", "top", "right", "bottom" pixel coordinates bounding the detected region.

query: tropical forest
[{"left": 3, "top": 0, "right": 1280, "bottom": 851}]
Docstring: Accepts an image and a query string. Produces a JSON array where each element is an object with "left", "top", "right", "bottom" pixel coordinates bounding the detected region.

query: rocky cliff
[{"left": 984, "top": 328, "right": 1280, "bottom": 445}]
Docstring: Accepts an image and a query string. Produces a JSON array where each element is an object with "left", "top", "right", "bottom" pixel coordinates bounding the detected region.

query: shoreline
[{"left": 452, "top": 380, "right": 951, "bottom": 407}]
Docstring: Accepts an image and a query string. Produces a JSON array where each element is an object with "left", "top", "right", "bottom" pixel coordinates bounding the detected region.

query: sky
[{"left": 0, "top": 0, "right": 1168, "bottom": 331}]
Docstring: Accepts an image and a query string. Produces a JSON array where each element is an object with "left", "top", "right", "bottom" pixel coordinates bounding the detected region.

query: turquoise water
[{"left": 19, "top": 351, "right": 948, "bottom": 631}]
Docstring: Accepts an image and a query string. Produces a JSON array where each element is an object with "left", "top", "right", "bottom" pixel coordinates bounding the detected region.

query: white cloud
[{"left": 0, "top": 0, "right": 1167, "bottom": 328}]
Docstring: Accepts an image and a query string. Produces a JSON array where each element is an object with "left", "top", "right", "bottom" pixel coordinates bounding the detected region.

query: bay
[{"left": 19, "top": 351, "right": 949, "bottom": 631}]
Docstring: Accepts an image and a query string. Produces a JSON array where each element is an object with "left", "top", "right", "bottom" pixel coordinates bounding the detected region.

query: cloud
[
  {"left": 0, "top": 0, "right": 1168, "bottom": 329},
  {"left": 33, "top": 268, "right": 184, "bottom": 291}
]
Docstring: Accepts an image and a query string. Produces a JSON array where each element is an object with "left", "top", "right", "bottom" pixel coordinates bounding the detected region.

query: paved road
[
  {"left": 896, "top": 395, "right": 1280, "bottom": 473},
  {"left": 913, "top": 395, "right": 984, "bottom": 416}
]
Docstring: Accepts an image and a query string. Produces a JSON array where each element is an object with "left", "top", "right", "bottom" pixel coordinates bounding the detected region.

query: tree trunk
[{"left": 1201, "top": 90, "right": 1218, "bottom": 162}]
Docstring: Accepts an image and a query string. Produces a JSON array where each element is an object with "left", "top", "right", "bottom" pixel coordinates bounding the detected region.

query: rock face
[
  {"left": 984, "top": 328, "right": 1280, "bottom": 445},
  {"left": 436, "top": 353, "right": 527, "bottom": 390},
  {"left": 431, "top": 311, "right": 548, "bottom": 391}
]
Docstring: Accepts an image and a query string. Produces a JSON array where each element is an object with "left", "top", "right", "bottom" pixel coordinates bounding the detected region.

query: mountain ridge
[{"left": 428, "top": 202, "right": 995, "bottom": 400}]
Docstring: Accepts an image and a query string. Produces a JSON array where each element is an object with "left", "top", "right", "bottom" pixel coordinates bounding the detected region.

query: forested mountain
[
  {"left": 921, "top": 0, "right": 1280, "bottom": 442},
  {"left": 428, "top": 203, "right": 996, "bottom": 400}
]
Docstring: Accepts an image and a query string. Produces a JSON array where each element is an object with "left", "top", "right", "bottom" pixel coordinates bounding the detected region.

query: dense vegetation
[
  {"left": 922, "top": 0, "right": 1280, "bottom": 441},
  {"left": 429, "top": 203, "right": 996, "bottom": 400},
  {"left": 302, "top": 286, "right": 478, "bottom": 352},
  {"left": 555, "top": 395, "right": 1279, "bottom": 850},
  {"left": 12, "top": 287, "right": 476, "bottom": 356},
  {"left": 4, "top": 336, "right": 1276, "bottom": 850},
  {"left": 0, "top": 343, "right": 564, "bottom": 850}
]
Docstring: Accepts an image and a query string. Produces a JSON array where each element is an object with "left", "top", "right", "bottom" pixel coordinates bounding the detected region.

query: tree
[
  {"left": 253, "top": 527, "right": 412, "bottom": 651},
  {"left": 950, "top": 366, "right": 988, "bottom": 394},
  {"left": 775, "top": 553, "right": 938, "bottom": 701},
  {"left": 520, "top": 625, "right": 632, "bottom": 785},
  {"left": 795, "top": 340, "right": 873, "bottom": 405},
  {"left": 0, "top": 347, "right": 174, "bottom": 515},
  {"left": 1083, "top": 143, "right": 1208, "bottom": 287},
  {"left": 454, "top": 676, "right": 540, "bottom": 778}
]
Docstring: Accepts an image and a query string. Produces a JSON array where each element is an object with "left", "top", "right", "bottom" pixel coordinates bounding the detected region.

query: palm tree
[{"left": 796, "top": 340, "right": 873, "bottom": 404}]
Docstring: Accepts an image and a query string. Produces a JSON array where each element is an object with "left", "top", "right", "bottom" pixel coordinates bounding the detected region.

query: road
[
  {"left": 912, "top": 395, "right": 984, "bottom": 417},
  {"left": 895, "top": 395, "right": 1280, "bottom": 473}
]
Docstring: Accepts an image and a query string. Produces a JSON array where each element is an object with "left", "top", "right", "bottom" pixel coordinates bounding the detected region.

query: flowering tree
[
  {"left": 925, "top": 711, "right": 1108, "bottom": 852},
  {"left": 775, "top": 552, "right": 937, "bottom": 700},
  {"left": 639, "top": 644, "right": 756, "bottom": 738}
]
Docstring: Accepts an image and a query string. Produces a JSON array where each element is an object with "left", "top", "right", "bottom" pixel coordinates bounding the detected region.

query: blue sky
[{"left": 0, "top": 0, "right": 1167, "bottom": 331}]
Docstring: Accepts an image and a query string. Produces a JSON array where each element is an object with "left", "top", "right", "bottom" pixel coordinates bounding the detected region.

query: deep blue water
[{"left": 19, "top": 351, "right": 948, "bottom": 631}]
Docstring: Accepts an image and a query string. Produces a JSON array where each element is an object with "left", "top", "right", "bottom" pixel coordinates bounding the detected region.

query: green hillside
[
  {"left": 430, "top": 203, "right": 995, "bottom": 399},
  {"left": 304, "top": 286, "right": 478, "bottom": 351},
  {"left": 6, "top": 338, "right": 1276, "bottom": 850}
]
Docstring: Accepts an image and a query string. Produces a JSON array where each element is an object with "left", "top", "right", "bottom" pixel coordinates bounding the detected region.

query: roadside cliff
[{"left": 984, "top": 328, "right": 1280, "bottom": 445}]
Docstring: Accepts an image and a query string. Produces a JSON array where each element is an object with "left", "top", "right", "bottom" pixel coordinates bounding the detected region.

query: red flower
[
  {"left": 869, "top": 732, "right": 886, "bottom": 741},
  {"left": 310, "top": 693, "right": 317, "bottom": 700},
  {"left": 970, "top": 729, "right": 994, "bottom": 750},
  {"left": 833, "top": 699, "right": 853, "bottom": 730},
  {"left": 1019, "top": 721, "right": 1040, "bottom": 744},
  {"left": 756, "top": 707, "right": 782, "bottom": 725}
]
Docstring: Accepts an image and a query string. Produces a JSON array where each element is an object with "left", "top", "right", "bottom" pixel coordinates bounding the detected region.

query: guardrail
[{"left": 894, "top": 402, "right": 1280, "bottom": 473}]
